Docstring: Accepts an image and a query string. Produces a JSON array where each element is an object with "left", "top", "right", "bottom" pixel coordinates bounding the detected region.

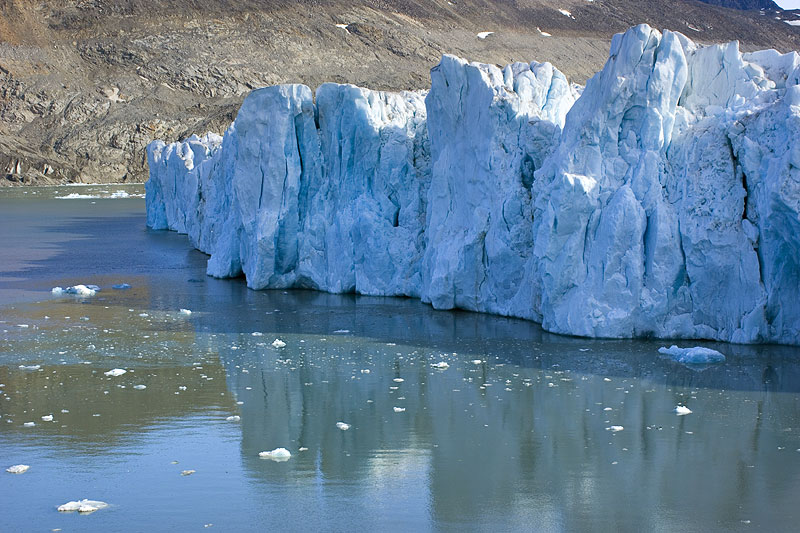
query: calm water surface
[{"left": 1, "top": 186, "right": 799, "bottom": 531}]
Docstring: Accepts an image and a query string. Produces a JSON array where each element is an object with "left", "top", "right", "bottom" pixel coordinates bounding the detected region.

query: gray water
[{"left": 1, "top": 186, "right": 799, "bottom": 532}]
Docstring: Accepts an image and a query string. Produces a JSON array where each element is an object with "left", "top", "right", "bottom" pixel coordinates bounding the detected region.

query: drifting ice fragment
[
  {"left": 51, "top": 285, "right": 99, "bottom": 297},
  {"left": 271, "top": 339, "right": 287, "bottom": 348},
  {"left": 6, "top": 464, "right": 29, "bottom": 474},
  {"left": 18, "top": 365, "right": 41, "bottom": 371},
  {"left": 133, "top": 384, "right": 147, "bottom": 390},
  {"left": 179, "top": 309, "right": 192, "bottom": 315},
  {"left": 431, "top": 362, "right": 449, "bottom": 369},
  {"left": 41, "top": 415, "right": 53, "bottom": 421},
  {"left": 258, "top": 448, "right": 292, "bottom": 461},
  {"left": 393, "top": 407, "right": 406, "bottom": 413},
  {"left": 181, "top": 470, "right": 196, "bottom": 476},
  {"left": 658, "top": 346, "right": 726, "bottom": 364},
  {"left": 336, "top": 422, "right": 351, "bottom": 431},
  {"left": 23, "top": 422, "right": 35, "bottom": 427},
  {"left": 57, "top": 499, "right": 109, "bottom": 513},
  {"left": 606, "top": 426, "right": 624, "bottom": 432},
  {"left": 674, "top": 405, "right": 693, "bottom": 416},
  {"left": 104, "top": 369, "right": 127, "bottom": 377},
  {"left": 226, "top": 415, "right": 240, "bottom": 422},
  {"left": 112, "top": 283, "right": 131, "bottom": 290}
]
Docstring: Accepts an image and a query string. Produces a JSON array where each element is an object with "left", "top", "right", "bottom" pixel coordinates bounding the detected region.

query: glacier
[{"left": 146, "top": 24, "right": 800, "bottom": 345}]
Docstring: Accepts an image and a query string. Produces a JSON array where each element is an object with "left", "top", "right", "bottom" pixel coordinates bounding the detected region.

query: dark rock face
[
  {"left": 697, "top": 1, "right": 780, "bottom": 10},
  {"left": 1, "top": 0, "right": 800, "bottom": 185}
]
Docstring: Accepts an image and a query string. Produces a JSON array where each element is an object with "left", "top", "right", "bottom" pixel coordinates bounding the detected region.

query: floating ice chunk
[
  {"left": 658, "top": 346, "right": 726, "bottom": 364},
  {"left": 133, "top": 384, "right": 147, "bottom": 390},
  {"left": 393, "top": 407, "right": 406, "bottom": 413},
  {"left": 181, "top": 470, "right": 195, "bottom": 476},
  {"left": 18, "top": 365, "right": 41, "bottom": 371},
  {"left": 471, "top": 360, "right": 483, "bottom": 365},
  {"left": 271, "top": 339, "right": 287, "bottom": 348},
  {"left": 336, "top": 422, "right": 351, "bottom": 431},
  {"left": 57, "top": 499, "right": 109, "bottom": 513},
  {"left": 6, "top": 464, "right": 29, "bottom": 474},
  {"left": 674, "top": 405, "right": 693, "bottom": 416},
  {"left": 333, "top": 329, "right": 350, "bottom": 334},
  {"left": 431, "top": 361, "right": 450, "bottom": 369},
  {"left": 23, "top": 422, "right": 35, "bottom": 427},
  {"left": 104, "top": 368, "right": 127, "bottom": 377},
  {"left": 112, "top": 283, "right": 131, "bottom": 290},
  {"left": 393, "top": 378, "right": 404, "bottom": 383},
  {"left": 606, "top": 426, "right": 624, "bottom": 432},
  {"left": 226, "top": 415, "right": 240, "bottom": 422},
  {"left": 360, "top": 369, "right": 371, "bottom": 374},
  {"left": 258, "top": 448, "right": 292, "bottom": 461},
  {"left": 477, "top": 31, "right": 494, "bottom": 39},
  {"left": 179, "top": 309, "right": 192, "bottom": 315},
  {"left": 52, "top": 285, "right": 99, "bottom": 297},
  {"left": 298, "top": 447, "right": 308, "bottom": 452},
  {"left": 41, "top": 415, "right": 53, "bottom": 422},
  {"left": 251, "top": 332, "right": 263, "bottom": 336}
]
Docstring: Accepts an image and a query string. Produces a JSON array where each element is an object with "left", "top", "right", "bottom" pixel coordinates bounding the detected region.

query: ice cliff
[{"left": 146, "top": 24, "right": 800, "bottom": 345}]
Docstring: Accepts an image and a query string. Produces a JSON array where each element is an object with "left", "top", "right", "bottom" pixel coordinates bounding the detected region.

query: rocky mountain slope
[{"left": 2, "top": 0, "right": 800, "bottom": 185}]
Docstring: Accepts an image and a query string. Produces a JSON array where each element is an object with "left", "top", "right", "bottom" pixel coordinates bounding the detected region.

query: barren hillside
[{"left": 2, "top": 0, "right": 799, "bottom": 185}]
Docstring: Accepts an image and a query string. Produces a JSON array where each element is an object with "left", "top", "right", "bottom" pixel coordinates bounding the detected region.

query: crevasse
[{"left": 146, "top": 24, "right": 800, "bottom": 345}]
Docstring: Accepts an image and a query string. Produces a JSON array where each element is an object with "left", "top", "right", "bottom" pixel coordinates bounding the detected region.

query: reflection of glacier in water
[{"left": 185, "top": 290, "right": 800, "bottom": 531}]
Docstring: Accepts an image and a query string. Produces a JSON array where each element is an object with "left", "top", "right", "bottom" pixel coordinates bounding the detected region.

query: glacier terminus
[{"left": 146, "top": 24, "right": 800, "bottom": 345}]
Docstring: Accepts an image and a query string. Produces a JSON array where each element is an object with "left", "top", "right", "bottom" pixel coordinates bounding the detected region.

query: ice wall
[{"left": 146, "top": 24, "right": 800, "bottom": 345}]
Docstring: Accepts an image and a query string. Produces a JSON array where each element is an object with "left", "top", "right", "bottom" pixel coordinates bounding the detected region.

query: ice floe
[
  {"left": 6, "top": 464, "right": 29, "bottom": 474},
  {"left": 57, "top": 499, "right": 109, "bottom": 513},
  {"left": 258, "top": 448, "right": 292, "bottom": 461},
  {"left": 104, "top": 368, "right": 127, "bottom": 377},
  {"left": 51, "top": 285, "right": 100, "bottom": 297},
  {"left": 659, "top": 346, "right": 726, "bottom": 364}
]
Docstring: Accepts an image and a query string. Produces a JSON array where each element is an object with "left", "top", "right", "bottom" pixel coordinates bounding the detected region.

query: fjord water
[{"left": 1, "top": 187, "right": 799, "bottom": 531}]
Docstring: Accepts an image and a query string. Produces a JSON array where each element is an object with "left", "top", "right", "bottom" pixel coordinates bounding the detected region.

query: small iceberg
[
  {"left": 258, "top": 448, "right": 292, "bottom": 462},
  {"left": 431, "top": 361, "right": 449, "bottom": 369},
  {"left": 271, "top": 339, "right": 287, "bottom": 348},
  {"left": 179, "top": 308, "right": 192, "bottom": 315},
  {"left": 180, "top": 470, "right": 195, "bottom": 476},
  {"left": 57, "top": 499, "right": 109, "bottom": 513},
  {"left": 104, "top": 368, "right": 127, "bottom": 377},
  {"left": 606, "top": 426, "right": 624, "bottom": 432},
  {"left": 112, "top": 283, "right": 131, "bottom": 290},
  {"left": 51, "top": 284, "right": 100, "bottom": 297},
  {"left": 658, "top": 345, "right": 726, "bottom": 364},
  {"left": 336, "top": 422, "right": 351, "bottom": 431},
  {"left": 393, "top": 407, "right": 406, "bottom": 413},
  {"left": 18, "top": 365, "right": 41, "bottom": 371},
  {"left": 6, "top": 464, "right": 29, "bottom": 474},
  {"left": 225, "top": 415, "right": 240, "bottom": 422},
  {"left": 133, "top": 384, "right": 147, "bottom": 390},
  {"left": 41, "top": 415, "right": 53, "bottom": 422},
  {"left": 674, "top": 405, "right": 693, "bottom": 416}
]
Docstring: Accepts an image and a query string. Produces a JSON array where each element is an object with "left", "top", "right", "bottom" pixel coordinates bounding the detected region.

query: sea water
[{"left": 1, "top": 186, "right": 799, "bottom": 531}]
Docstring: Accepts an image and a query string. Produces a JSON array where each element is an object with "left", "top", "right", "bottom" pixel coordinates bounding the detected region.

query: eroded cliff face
[{"left": 146, "top": 25, "right": 800, "bottom": 345}]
